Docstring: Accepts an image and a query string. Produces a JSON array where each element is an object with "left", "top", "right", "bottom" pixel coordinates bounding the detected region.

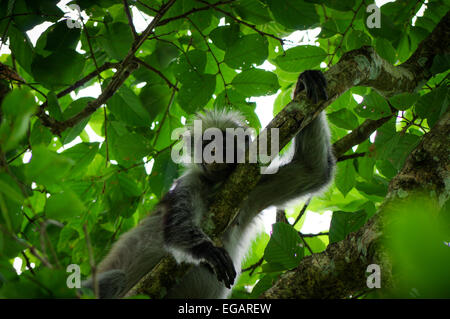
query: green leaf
[
  {"left": 374, "top": 123, "right": 421, "bottom": 170},
  {"left": 61, "top": 97, "right": 95, "bottom": 144},
  {"left": 172, "top": 49, "right": 207, "bottom": 80},
  {"left": 430, "top": 54, "right": 450, "bottom": 75},
  {"left": 375, "top": 38, "right": 397, "bottom": 64},
  {"left": 335, "top": 160, "right": 356, "bottom": 197},
  {"left": 30, "top": 120, "right": 52, "bottom": 147},
  {"left": 112, "top": 132, "right": 152, "bottom": 163},
  {"left": 376, "top": 159, "right": 398, "bottom": 179},
  {"left": 357, "top": 156, "right": 375, "bottom": 181},
  {"left": 31, "top": 50, "right": 86, "bottom": 89},
  {"left": 0, "top": 88, "right": 37, "bottom": 151},
  {"left": 46, "top": 91, "right": 63, "bottom": 121},
  {"left": 303, "top": 236, "right": 327, "bottom": 255},
  {"left": 274, "top": 45, "right": 327, "bottom": 72},
  {"left": 356, "top": 180, "right": 387, "bottom": 198},
  {"left": 322, "top": 0, "right": 355, "bottom": 11},
  {"left": 388, "top": 92, "right": 420, "bottom": 111},
  {"left": 0, "top": 173, "right": 24, "bottom": 205},
  {"left": 267, "top": 0, "right": 319, "bottom": 30},
  {"left": 231, "top": 69, "right": 280, "bottom": 97},
  {"left": 25, "top": 146, "right": 74, "bottom": 186},
  {"left": 354, "top": 91, "right": 391, "bottom": 120},
  {"left": 7, "top": 25, "right": 33, "bottom": 73},
  {"left": 209, "top": 25, "right": 240, "bottom": 50},
  {"left": 61, "top": 142, "right": 100, "bottom": 177},
  {"left": 36, "top": 21, "right": 81, "bottom": 52},
  {"left": 329, "top": 210, "right": 367, "bottom": 244},
  {"left": 345, "top": 30, "right": 371, "bottom": 51},
  {"left": 249, "top": 274, "right": 279, "bottom": 298},
  {"left": 98, "top": 22, "right": 134, "bottom": 60},
  {"left": 107, "top": 85, "right": 152, "bottom": 127},
  {"left": 178, "top": 73, "right": 216, "bottom": 113},
  {"left": 117, "top": 173, "right": 142, "bottom": 197},
  {"left": 233, "top": 0, "right": 272, "bottom": 25},
  {"left": 224, "top": 34, "right": 268, "bottom": 69},
  {"left": 148, "top": 149, "right": 178, "bottom": 198},
  {"left": 264, "top": 222, "right": 304, "bottom": 270},
  {"left": 139, "top": 84, "right": 171, "bottom": 122},
  {"left": 415, "top": 86, "right": 448, "bottom": 127},
  {"left": 327, "top": 109, "right": 359, "bottom": 130},
  {"left": 45, "top": 191, "right": 86, "bottom": 221},
  {"left": 318, "top": 19, "right": 339, "bottom": 38},
  {"left": 366, "top": 12, "right": 402, "bottom": 42}
]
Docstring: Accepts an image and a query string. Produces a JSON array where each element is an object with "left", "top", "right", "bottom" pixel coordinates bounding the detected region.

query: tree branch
[
  {"left": 123, "top": 0, "right": 138, "bottom": 40},
  {"left": 38, "top": 0, "right": 177, "bottom": 136}
]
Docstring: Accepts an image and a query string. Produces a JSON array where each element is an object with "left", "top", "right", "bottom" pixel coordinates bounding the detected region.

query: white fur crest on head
[{"left": 187, "top": 108, "right": 248, "bottom": 133}]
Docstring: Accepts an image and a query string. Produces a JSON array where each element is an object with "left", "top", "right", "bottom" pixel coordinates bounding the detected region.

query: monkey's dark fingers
[
  {"left": 193, "top": 241, "right": 236, "bottom": 288},
  {"left": 214, "top": 247, "right": 236, "bottom": 288},
  {"left": 208, "top": 247, "right": 236, "bottom": 288}
]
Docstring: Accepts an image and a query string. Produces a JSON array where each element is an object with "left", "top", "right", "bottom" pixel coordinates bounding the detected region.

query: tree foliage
[{"left": 0, "top": 0, "right": 448, "bottom": 298}]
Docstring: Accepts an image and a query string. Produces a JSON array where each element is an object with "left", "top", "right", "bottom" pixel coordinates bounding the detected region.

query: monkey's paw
[
  {"left": 294, "top": 70, "right": 328, "bottom": 103},
  {"left": 192, "top": 241, "right": 236, "bottom": 288}
]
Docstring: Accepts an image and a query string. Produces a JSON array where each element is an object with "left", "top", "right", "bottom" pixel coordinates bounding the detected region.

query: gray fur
[{"left": 83, "top": 73, "right": 335, "bottom": 299}]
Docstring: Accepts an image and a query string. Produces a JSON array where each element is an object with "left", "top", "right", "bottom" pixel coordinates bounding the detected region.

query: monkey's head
[{"left": 185, "top": 109, "right": 253, "bottom": 181}]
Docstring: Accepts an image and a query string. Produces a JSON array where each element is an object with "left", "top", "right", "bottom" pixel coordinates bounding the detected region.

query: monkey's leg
[{"left": 82, "top": 214, "right": 166, "bottom": 298}]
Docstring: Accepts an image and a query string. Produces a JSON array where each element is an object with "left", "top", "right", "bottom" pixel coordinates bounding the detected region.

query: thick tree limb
[
  {"left": 261, "top": 109, "right": 449, "bottom": 298},
  {"left": 132, "top": 12, "right": 450, "bottom": 298}
]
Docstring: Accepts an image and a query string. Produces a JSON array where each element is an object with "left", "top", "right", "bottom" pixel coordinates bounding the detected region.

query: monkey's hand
[
  {"left": 191, "top": 241, "right": 236, "bottom": 288},
  {"left": 294, "top": 70, "right": 328, "bottom": 103}
]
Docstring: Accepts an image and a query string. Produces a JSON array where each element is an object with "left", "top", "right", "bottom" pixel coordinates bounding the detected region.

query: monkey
[{"left": 82, "top": 70, "right": 335, "bottom": 299}]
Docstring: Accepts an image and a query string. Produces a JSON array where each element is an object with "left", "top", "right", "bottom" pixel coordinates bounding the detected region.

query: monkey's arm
[
  {"left": 243, "top": 70, "right": 335, "bottom": 214},
  {"left": 162, "top": 179, "right": 237, "bottom": 288}
]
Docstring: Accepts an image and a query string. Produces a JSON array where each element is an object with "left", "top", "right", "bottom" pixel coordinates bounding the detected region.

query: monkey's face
[
  {"left": 202, "top": 161, "right": 235, "bottom": 180},
  {"left": 199, "top": 132, "right": 249, "bottom": 181}
]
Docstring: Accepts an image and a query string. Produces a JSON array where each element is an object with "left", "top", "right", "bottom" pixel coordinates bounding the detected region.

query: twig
[
  {"left": 21, "top": 251, "right": 36, "bottom": 275},
  {"left": 152, "top": 83, "right": 178, "bottom": 147},
  {"left": 103, "top": 107, "right": 109, "bottom": 164},
  {"left": 136, "top": 0, "right": 160, "bottom": 13},
  {"left": 196, "top": 0, "right": 284, "bottom": 46},
  {"left": 134, "top": 57, "right": 178, "bottom": 90},
  {"left": 328, "top": 1, "right": 365, "bottom": 66},
  {"left": 123, "top": 0, "right": 138, "bottom": 40},
  {"left": 337, "top": 152, "right": 366, "bottom": 162},
  {"left": 39, "top": 220, "right": 62, "bottom": 268},
  {"left": 37, "top": 61, "right": 119, "bottom": 114},
  {"left": 300, "top": 232, "right": 329, "bottom": 237},
  {"left": 241, "top": 256, "right": 263, "bottom": 276},
  {"left": 157, "top": 0, "right": 236, "bottom": 27},
  {"left": 292, "top": 198, "right": 311, "bottom": 227},
  {"left": 6, "top": 147, "right": 29, "bottom": 164},
  {"left": 83, "top": 223, "right": 99, "bottom": 298},
  {"left": 299, "top": 234, "right": 315, "bottom": 256},
  {"left": 0, "top": 224, "right": 53, "bottom": 269},
  {"left": 187, "top": 18, "right": 230, "bottom": 103},
  {"left": 332, "top": 115, "right": 394, "bottom": 158}
]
